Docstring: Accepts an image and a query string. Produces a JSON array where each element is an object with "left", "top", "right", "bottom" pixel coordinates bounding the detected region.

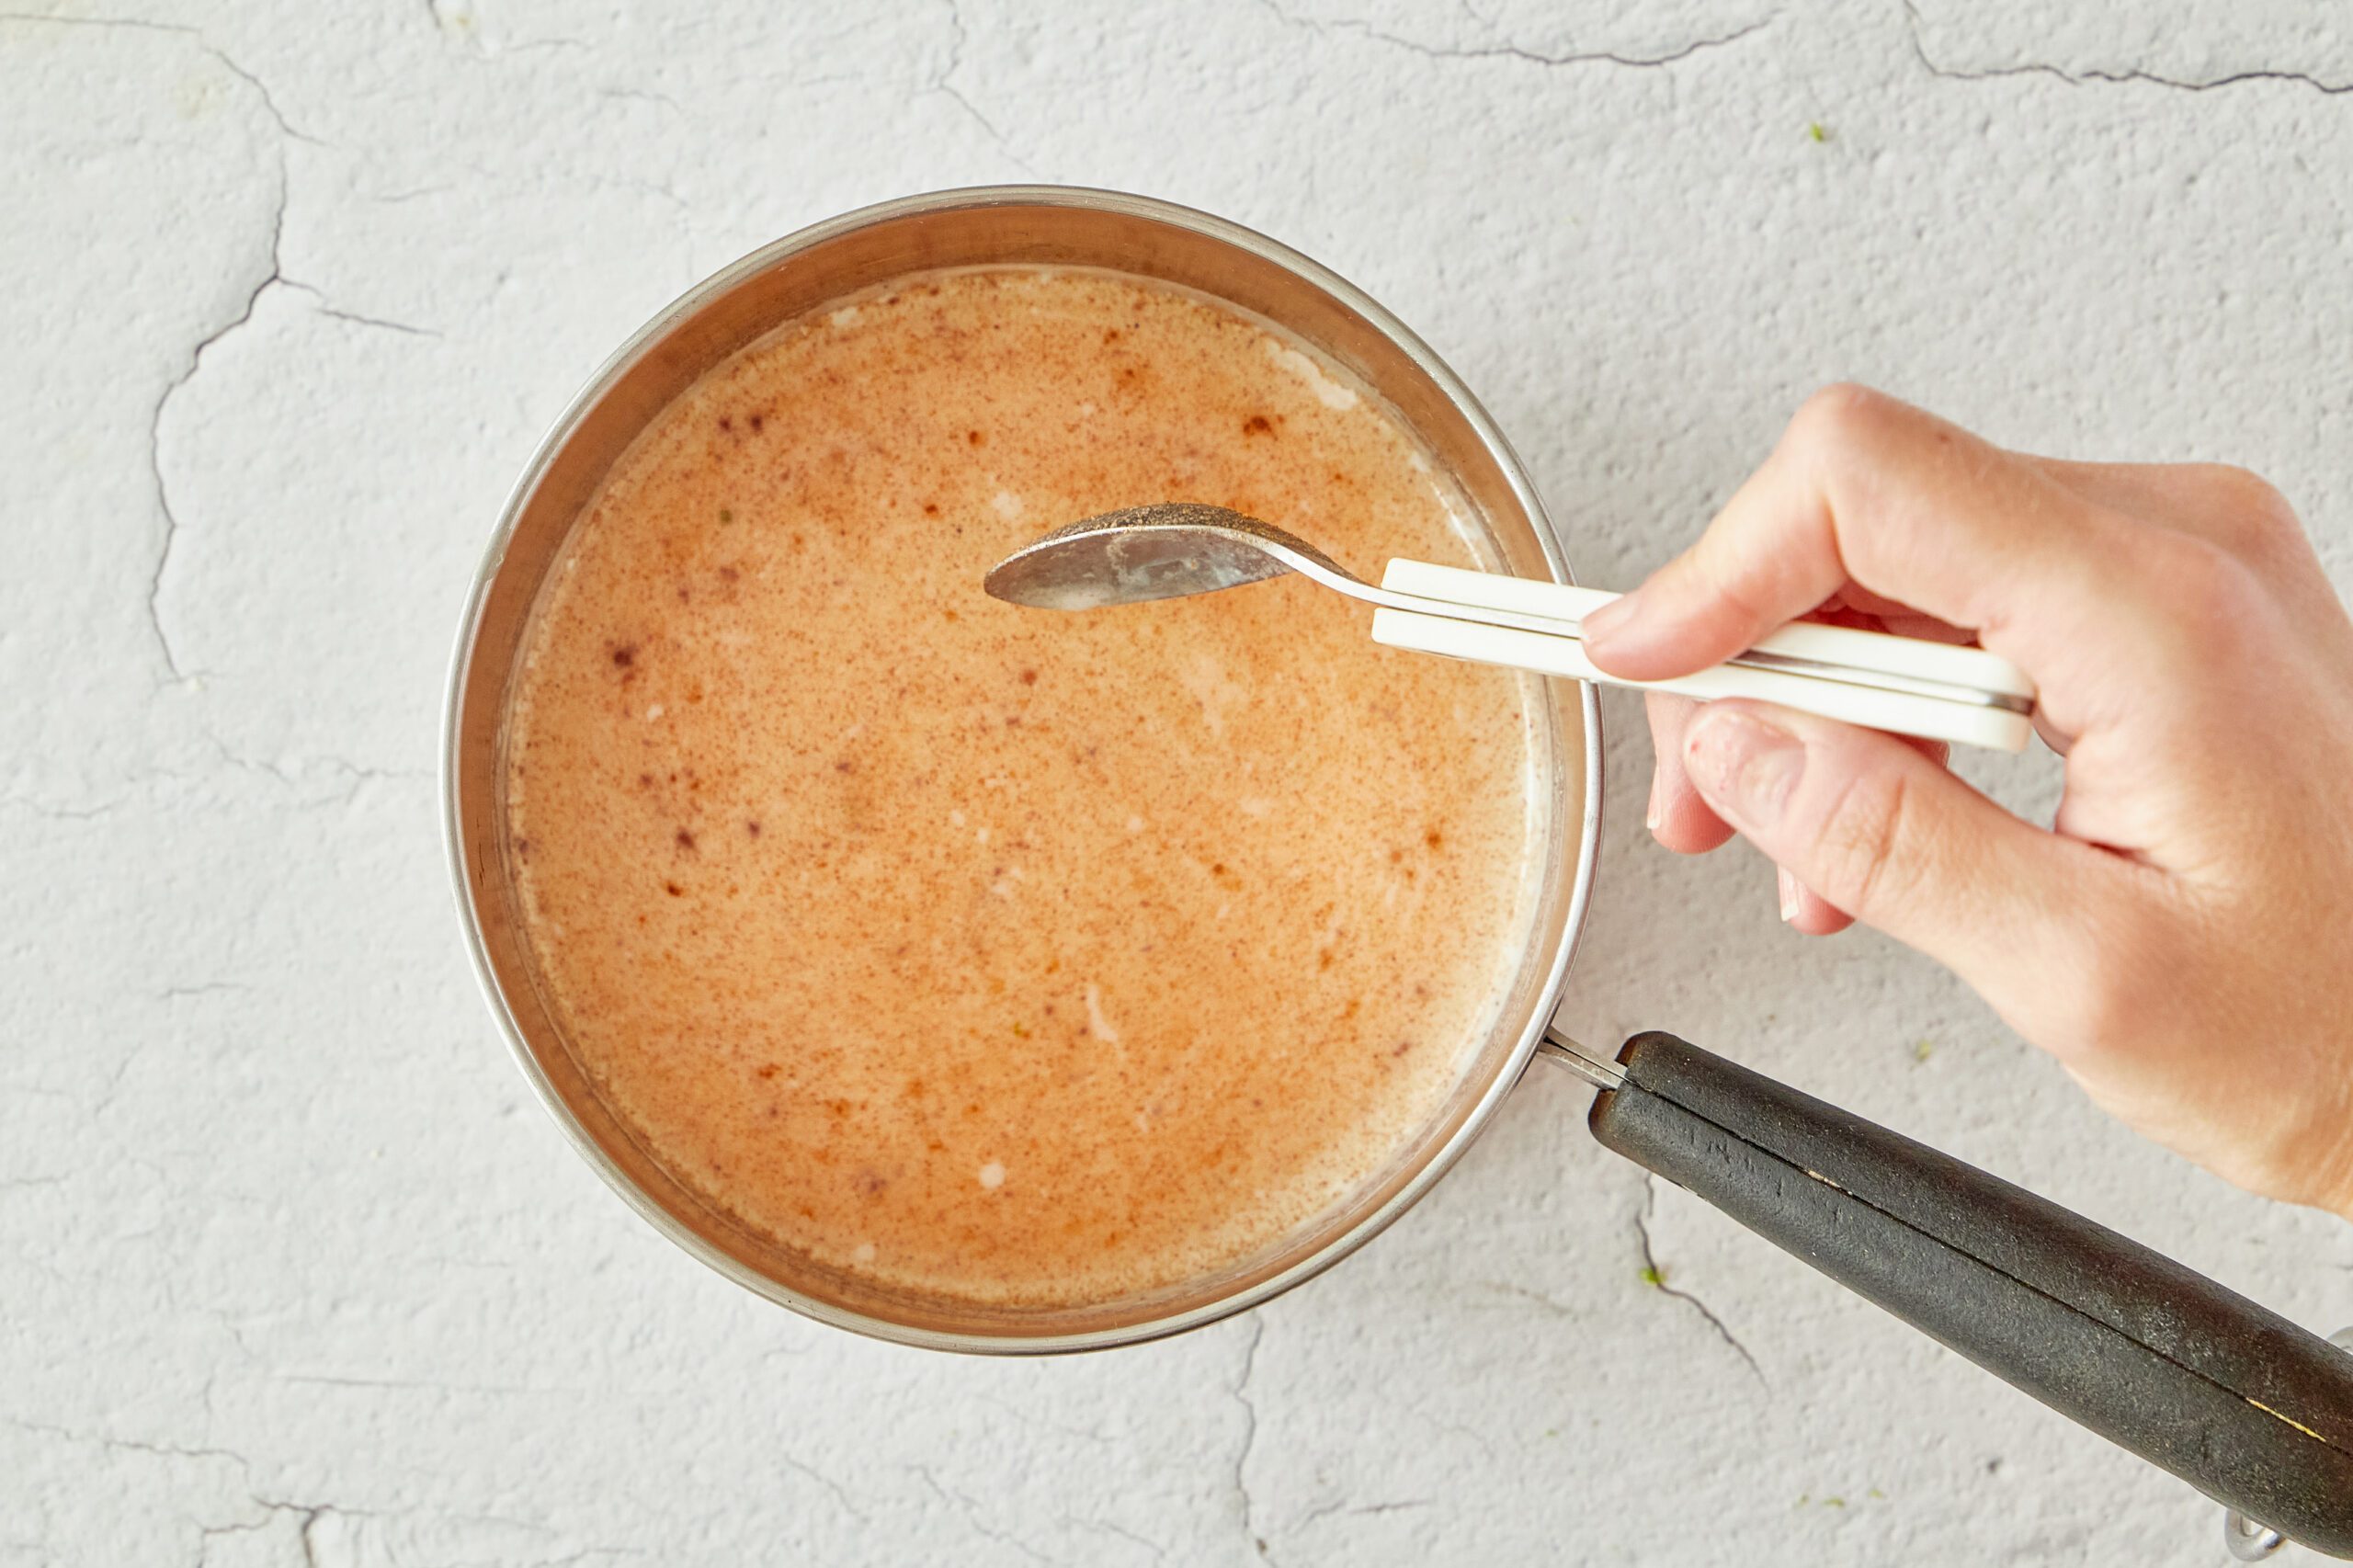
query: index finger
[{"left": 1581, "top": 386, "right": 2191, "bottom": 718}]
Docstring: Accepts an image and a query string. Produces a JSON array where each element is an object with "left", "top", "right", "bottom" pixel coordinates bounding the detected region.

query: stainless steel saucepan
[{"left": 444, "top": 187, "right": 2353, "bottom": 1555}]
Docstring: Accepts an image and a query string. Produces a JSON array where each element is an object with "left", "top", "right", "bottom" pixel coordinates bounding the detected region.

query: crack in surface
[
  {"left": 1, "top": 792, "right": 127, "bottom": 820},
  {"left": 92, "top": 1035, "right": 160, "bottom": 1119},
  {"left": 1229, "top": 1315, "right": 1267, "bottom": 1559},
  {"left": 1901, "top": 0, "right": 2353, "bottom": 96},
  {"left": 277, "top": 1372, "right": 557, "bottom": 1395},
  {"left": 194, "top": 1501, "right": 330, "bottom": 1568},
  {"left": 1396, "top": 1396, "right": 1498, "bottom": 1463},
  {"left": 929, "top": 0, "right": 1037, "bottom": 172},
  {"left": 1467, "top": 1278, "right": 1584, "bottom": 1319},
  {"left": 0, "top": 13, "right": 326, "bottom": 141},
  {"left": 313, "top": 304, "right": 438, "bottom": 336},
  {"left": 777, "top": 1450, "right": 870, "bottom": 1526},
  {"left": 3, "top": 1415, "right": 247, "bottom": 1469},
  {"left": 0, "top": 16, "right": 339, "bottom": 683},
  {"left": 1636, "top": 1175, "right": 1765, "bottom": 1384},
  {"left": 6, "top": 746, "right": 428, "bottom": 825},
  {"left": 284, "top": 282, "right": 441, "bottom": 337},
  {"left": 599, "top": 85, "right": 683, "bottom": 113},
  {"left": 148, "top": 245, "right": 283, "bottom": 683},
  {"left": 294, "top": 1507, "right": 324, "bottom": 1568},
  {"left": 206, "top": 736, "right": 436, "bottom": 803},
  {"left": 97, "top": 20, "right": 300, "bottom": 685},
  {"left": 910, "top": 1466, "right": 1057, "bottom": 1564},
  {"left": 1071, "top": 1516, "right": 1166, "bottom": 1563},
  {"left": 580, "top": 171, "right": 692, "bottom": 217},
  {"left": 156, "top": 982, "right": 255, "bottom": 1002},
  {"left": 1257, "top": 0, "right": 1773, "bottom": 69},
  {"left": 420, "top": 2, "right": 593, "bottom": 60},
  {"left": 1292, "top": 1495, "right": 1433, "bottom": 1534}
]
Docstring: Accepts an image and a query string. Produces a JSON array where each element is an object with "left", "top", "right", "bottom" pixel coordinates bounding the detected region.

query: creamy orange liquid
[{"left": 504, "top": 267, "right": 1538, "bottom": 1309}]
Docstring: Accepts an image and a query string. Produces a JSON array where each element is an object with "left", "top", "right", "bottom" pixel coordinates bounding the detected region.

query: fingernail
[
  {"left": 1777, "top": 867, "right": 1801, "bottom": 922},
  {"left": 1644, "top": 767, "right": 1663, "bottom": 833},
  {"left": 1684, "top": 708, "right": 1805, "bottom": 828}
]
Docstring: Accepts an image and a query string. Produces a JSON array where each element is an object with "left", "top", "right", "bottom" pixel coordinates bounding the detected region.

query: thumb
[{"left": 1678, "top": 701, "right": 2126, "bottom": 1005}]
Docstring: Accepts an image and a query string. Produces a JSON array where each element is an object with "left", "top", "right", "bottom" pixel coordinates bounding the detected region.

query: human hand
[{"left": 1581, "top": 385, "right": 2353, "bottom": 1220}]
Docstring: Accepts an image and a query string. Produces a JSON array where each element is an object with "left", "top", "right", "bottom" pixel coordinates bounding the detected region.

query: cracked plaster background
[{"left": 4, "top": 1, "right": 2352, "bottom": 1563}]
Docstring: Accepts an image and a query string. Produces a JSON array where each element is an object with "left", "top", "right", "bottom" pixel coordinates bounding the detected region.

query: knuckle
[
  {"left": 1688, "top": 544, "right": 1782, "bottom": 627},
  {"left": 1784, "top": 382, "right": 1894, "bottom": 460},
  {"left": 1804, "top": 764, "right": 1920, "bottom": 918},
  {"left": 2185, "top": 462, "right": 2294, "bottom": 536},
  {"left": 2141, "top": 533, "right": 2268, "bottom": 634},
  {"left": 2054, "top": 949, "right": 2143, "bottom": 1054},
  {"left": 2043, "top": 892, "right": 2177, "bottom": 1053}
]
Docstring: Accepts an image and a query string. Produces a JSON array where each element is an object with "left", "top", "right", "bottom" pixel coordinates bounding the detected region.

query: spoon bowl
[{"left": 983, "top": 503, "right": 1362, "bottom": 609}]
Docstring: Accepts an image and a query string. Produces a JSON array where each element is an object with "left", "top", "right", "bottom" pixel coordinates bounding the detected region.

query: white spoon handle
[{"left": 1370, "top": 559, "right": 2037, "bottom": 753}]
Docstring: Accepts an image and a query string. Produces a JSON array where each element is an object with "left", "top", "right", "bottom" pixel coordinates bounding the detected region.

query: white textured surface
[{"left": 6, "top": 3, "right": 2352, "bottom": 1563}]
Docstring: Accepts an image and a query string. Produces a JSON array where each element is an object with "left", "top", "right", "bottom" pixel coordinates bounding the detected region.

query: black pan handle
[{"left": 1565, "top": 1028, "right": 2353, "bottom": 1557}]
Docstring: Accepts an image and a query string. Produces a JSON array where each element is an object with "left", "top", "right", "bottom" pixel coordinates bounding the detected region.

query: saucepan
[{"left": 443, "top": 187, "right": 2353, "bottom": 1554}]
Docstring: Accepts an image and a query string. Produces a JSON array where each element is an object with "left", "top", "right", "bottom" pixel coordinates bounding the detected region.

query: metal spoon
[
  {"left": 985, "top": 502, "right": 1450, "bottom": 615},
  {"left": 983, "top": 503, "right": 2038, "bottom": 750}
]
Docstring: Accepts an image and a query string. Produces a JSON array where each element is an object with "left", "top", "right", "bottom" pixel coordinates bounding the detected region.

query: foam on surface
[{"left": 502, "top": 267, "right": 1540, "bottom": 1310}]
